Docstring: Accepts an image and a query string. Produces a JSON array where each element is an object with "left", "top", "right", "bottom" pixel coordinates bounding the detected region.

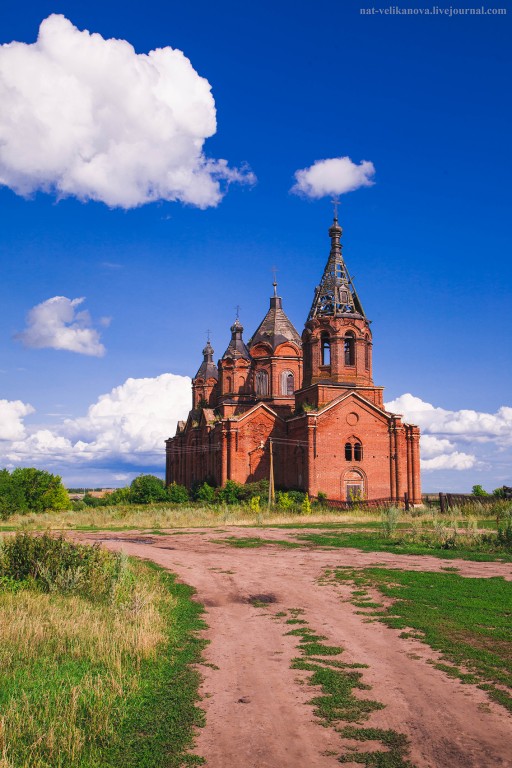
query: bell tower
[
  {"left": 302, "top": 214, "right": 373, "bottom": 387},
  {"left": 297, "top": 213, "right": 384, "bottom": 410}
]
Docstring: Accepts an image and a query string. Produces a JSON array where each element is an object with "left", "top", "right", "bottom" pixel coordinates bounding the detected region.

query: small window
[
  {"left": 281, "top": 370, "right": 294, "bottom": 396},
  {"left": 365, "top": 339, "right": 370, "bottom": 370},
  {"left": 321, "top": 332, "right": 331, "bottom": 366},
  {"left": 225, "top": 376, "right": 232, "bottom": 392},
  {"left": 255, "top": 370, "right": 269, "bottom": 396},
  {"left": 345, "top": 442, "right": 353, "bottom": 461},
  {"left": 344, "top": 332, "right": 355, "bottom": 366},
  {"left": 354, "top": 442, "right": 363, "bottom": 461}
]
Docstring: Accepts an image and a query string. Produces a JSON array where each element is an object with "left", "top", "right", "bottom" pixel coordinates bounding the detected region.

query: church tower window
[
  {"left": 321, "top": 332, "right": 331, "bottom": 366},
  {"left": 344, "top": 331, "right": 355, "bottom": 366},
  {"left": 354, "top": 442, "right": 363, "bottom": 461},
  {"left": 255, "top": 370, "right": 269, "bottom": 396},
  {"left": 281, "top": 371, "right": 294, "bottom": 395},
  {"left": 345, "top": 442, "right": 352, "bottom": 461}
]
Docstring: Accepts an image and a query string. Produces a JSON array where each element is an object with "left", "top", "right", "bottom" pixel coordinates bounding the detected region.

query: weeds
[{"left": 0, "top": 536, "right": 206, "bottom": 767}]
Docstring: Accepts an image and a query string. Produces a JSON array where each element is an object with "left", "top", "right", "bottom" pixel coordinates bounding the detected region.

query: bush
[
  {"left": 0, "top": 468, "right": 69, "bottom": 518},
  {"left": 236, "top": 479, "right": 269, "bottom": 502},
  {"left": 129, "top": 475, "right": 167, "bottom": 504},
  {"left": 317, "top": 491, "right": 328, "bottom": 503},
  {"left": 0, "top": 533, "right": 122, "bottom": 600},
  {"left": 276, "top": 491, "right": 294, "bottom": 510},
  {"left": 195, "top": 482, "right": 216, "bottom": 503},
  {"left": 166, "top": 482, "right": 189, "bottom": 504},
  {"left": 301, "top": 496, "right": 312, "bottom": 515},
  {"left": 472, "top": 484, "right": 489, "bottom": 497},
  {"left": 216, "top": 480, "right": 243, "bottom": 505}
]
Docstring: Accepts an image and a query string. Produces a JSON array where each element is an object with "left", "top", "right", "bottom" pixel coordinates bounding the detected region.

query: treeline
[
  {"left": 76, "top": 475, "right": 309, "bottom": 511},
  {"left": 0, "top": 468, "right": 69, "bottom": 518}
]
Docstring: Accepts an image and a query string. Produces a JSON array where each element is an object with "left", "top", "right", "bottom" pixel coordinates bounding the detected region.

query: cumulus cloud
[
  {"left": 0, "top": 399, "right": 34, "bottom": 441},
  {"left": 15, "top": 296, "right": 106, "bottom": 357},
  {"left": 291, "top": 156, "right": 375, "bottom": 199},
  {"left": 384, "top": 393, "right": 512, "bottom": 474},
  {"left": 1, "top": 373, "right": 191, "bottom": 471},
  {"left": 385, "top": 393, "right": 512, "bottom": 445},
  {"left": 0, "top": 14, "right": 254, "bottom": 209}
]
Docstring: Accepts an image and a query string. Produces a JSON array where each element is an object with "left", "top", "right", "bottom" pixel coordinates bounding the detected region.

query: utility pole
[{"left": 268, "top": 439, "right": 275, "bottom": 508}]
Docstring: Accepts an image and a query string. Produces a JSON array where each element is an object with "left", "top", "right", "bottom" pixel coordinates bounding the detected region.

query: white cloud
[
  {"left": 385, "top": 393, "right": 512, "bottom": 445},
  {"left": 1, "top": 373, "right": 191, "bottom": 472},
  {"left": 0, "top": 14, "right": 254, "bottom": 209},
  {"left": 15, "top": 296, "right": 106, "bottom": 357},
  {"left": 421, "top": 452, "right": 477, "bottom": 471},
  {"left": 291, "top": 156, "right": 375, "bottom": 199},
  {"left": 0, "top": 399, "right": 34, "bottom": 441},
  {"left": 384, "top": 393, "right": 512, "bottom": 475}
]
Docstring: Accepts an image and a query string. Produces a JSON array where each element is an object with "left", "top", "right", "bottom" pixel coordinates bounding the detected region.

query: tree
[
  {"left": 128, "top": 475, "right": 167, "bottom": 504},
  {"left": 472, "top": 484, "right": 489, "bottom": 497},
  {"left": 0, "top": 469, "right": 27, "bottom": 518},
  {"left": 9, "top": 468, "right": 69, "bottom": 512}
]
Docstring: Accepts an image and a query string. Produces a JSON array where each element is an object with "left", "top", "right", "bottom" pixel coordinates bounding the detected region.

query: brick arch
[{"left": 342, "top": 467, "right": 367, "bottom": 501}]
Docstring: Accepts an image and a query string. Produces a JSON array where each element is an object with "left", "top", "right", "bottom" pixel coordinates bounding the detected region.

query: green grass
[
  {"left": 104, "top": 566, "right": 207, "bottom": 767},
  {"left": 276, "top": 609, "right": 413, "bottom": 767},
  {"left": 0, "top": 549, "right": 206, "bottom": 767},
  {"left": 214, "top": 535, "right": 300, "bottom": 548},
  {"left": 295, "top": 531, "right": 512, "bottom": 562},
  {"left": 335, "top": 567, "right": 512, "bottom": 712}
]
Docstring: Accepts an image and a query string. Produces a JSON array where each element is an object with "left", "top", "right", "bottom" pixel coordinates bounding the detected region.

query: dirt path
[{"left": 77, "top": 529, "right": 512, "bottom": 768}]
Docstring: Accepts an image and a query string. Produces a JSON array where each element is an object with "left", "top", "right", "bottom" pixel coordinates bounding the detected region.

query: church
[{"left": 165, "top": 214, "right": 421, "bottom": 504}]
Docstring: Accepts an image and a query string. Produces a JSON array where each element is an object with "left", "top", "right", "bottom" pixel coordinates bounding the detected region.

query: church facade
[{"left": 165, "top": 215, "right": 421, "bottom": 504}]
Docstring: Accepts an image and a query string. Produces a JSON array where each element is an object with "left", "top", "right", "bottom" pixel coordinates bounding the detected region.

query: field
[{"left": 1, "top": 504, "right": 511, "bottom": 767}]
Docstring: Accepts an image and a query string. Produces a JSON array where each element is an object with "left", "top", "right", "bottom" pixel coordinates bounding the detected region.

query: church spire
[{"left": 308, "top": 213, "right": 365, "bottom": 320}]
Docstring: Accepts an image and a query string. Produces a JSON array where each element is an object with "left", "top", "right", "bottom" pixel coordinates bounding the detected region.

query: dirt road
[{"left": 77, "top": 528, "right": 512, "bottom": 768}]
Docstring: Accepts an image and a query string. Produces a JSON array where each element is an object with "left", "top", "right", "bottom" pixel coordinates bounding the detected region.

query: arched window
[
  {"left": 255, "top": 370, "right": 269, "bottom": 396},
  {"left": 321, "top": 332, "right": 331, "bottom": 366},
  {"left": 365, "top": 338, "right": 370, "bottom": 370},
  {"left": 281, "top": 370, "right": 294, "bottom": 396},
  {"left": 345, "top": 440, "right": 363, "bottom": 462},
  {"left": 225, "top": 376, "right": 232, "bottom": 392},
  {"left": 344, "top": 331, "right": 355, "bottom": 366}
]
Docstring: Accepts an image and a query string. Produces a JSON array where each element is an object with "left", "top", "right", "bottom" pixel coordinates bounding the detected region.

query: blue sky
[{"left": 0, "top": 0, "right": 510, "bottom": 491}]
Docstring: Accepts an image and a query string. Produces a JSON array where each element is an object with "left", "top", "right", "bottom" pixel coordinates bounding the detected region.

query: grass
[
  {"left": 335, "top": 567, "right": 512, "bottom": 713},
  {"left": 294, "top": 530, "right": 512, "bottom": 562},
  {"left": 0, "top": 536, "right": 206, "bottom": 767},
  {"left": 272, "top": 608, "right": 413, "bottom": 767}
]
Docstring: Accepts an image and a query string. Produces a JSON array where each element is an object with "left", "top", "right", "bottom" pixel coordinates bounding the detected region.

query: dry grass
[
  {"left": 1, "top": 504, "right": 391, "bottom": 531},
  {"left": 0, "top": 560, "right": 170, "bottom": 768}
]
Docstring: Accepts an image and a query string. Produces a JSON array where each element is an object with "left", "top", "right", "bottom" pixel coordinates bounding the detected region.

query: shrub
[
  {"left": 129, "top": 475, "right": 167, "bottom": 504},
  {"left": 0, "top": 533, "right": 122, "bottom": 601},
  {"left": 301, "top": 496, "right": 312, "bottom": 515},
  {"left": 472, "top": 484, "right": 489, "bottom": 497},
  {"left": 216, "top": 480, "right": 243, "bottom": 505},
  {"left": 195, "top": 482, "right": 216, "bottom": 503},
  {"left": 108, "top": 486, "right": 131, "bottom": 505},
  {"left": 317, "top": 491, "right": 328, "bottom": 503},
  {"left": 276, "top": 491, "right": 294, "bottom": 510},
  {"left": 166, "top": 482, "right": 189, "bottom": 504},
  {"left": 249, "top": 495, "right": 261, "bottom": 513},
  {"left": 237, "top": 479, "right": 269, "bottom": 502}
]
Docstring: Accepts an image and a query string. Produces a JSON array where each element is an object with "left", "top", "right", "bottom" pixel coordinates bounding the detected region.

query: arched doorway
[{"left": 343, "top": 469, "right": 365, "bottom": 502}]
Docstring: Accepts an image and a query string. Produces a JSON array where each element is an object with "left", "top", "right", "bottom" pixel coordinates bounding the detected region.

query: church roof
[
  {"left": 248, "top": 291, "right": 301, "bottom": 351},
  {"left": 194, "top": 341, "right": 218, "bottom": 381},
  {"left": 308, "top": 216, "right": 366, "bottom": 320},
  {"left": 222, "top": 319, "right": 251, "bottom": 360}
]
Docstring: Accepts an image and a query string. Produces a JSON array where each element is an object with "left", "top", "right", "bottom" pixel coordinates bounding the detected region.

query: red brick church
[{"left": 165, "top": 214, "right": 421, "bottom": 504}]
